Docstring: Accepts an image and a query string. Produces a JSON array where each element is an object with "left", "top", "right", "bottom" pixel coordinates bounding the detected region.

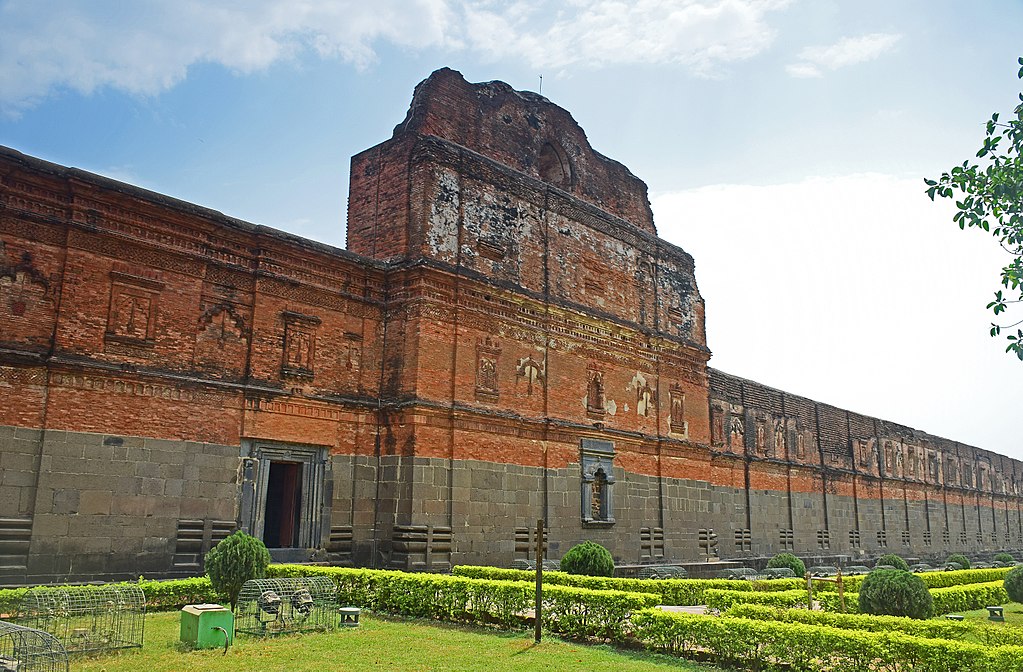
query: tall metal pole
[{"left": 534, "top": 518, "right": 544, "bottom": 643}]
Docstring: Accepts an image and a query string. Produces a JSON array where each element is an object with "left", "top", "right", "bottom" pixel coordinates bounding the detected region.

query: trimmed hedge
[
  {"left": 0, "top": 588, "right": 27, "bottom": 617},
  {"left": 813, "top": 567, "right": 1014, "bottom": 595},
  {"left": 269, "top": 564, "right": 657, "bottom": 640},
  {"left": 451, "top": 565, "right": 801, "bottom": 605},
  {"left": 818, "top": 580, "right": 1013, "bottom": 615},
  {"left": 704, "top": 588, "right": 808, "bottom": 611},
  {"left": 138, "top": 576, "right": 221, "bottom": 610},
  {"left": 0, "top": 577, "right": 219, "bottom": 616},
  {"left": 632, "top": 608, "right": 1023, "bottom": 672},
  {"left": 916, "top": 567, "right": 1013, "bottom": 589},
  {"left": 817, "top": 591, "right": 861, "bottom": 613},
  {"left": 725, "top": 603, "right": 970, "bottom": 640},
  {"left": 930, "top": 580, "right": 1009, "bottom": 615}
]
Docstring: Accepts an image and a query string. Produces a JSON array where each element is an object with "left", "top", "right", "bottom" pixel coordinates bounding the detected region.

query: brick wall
[{"left": 0, "top": 68, "right": 1021, "bottom": 582}]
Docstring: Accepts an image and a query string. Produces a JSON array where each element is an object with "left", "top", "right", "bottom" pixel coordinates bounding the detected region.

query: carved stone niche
[
  {"left": 581, "top": 438, "right": 615, "bottom": 526},
  {"left": 281, "top": 311, "right": 321, "bottom": 380},
  {"left": 475, "top": 336, "right": 501, "bottom": 403}
]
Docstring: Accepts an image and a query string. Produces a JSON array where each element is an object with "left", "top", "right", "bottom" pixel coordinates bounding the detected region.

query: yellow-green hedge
[
  {"left": 451, "top": 565, "right": 801, "bottom": 605},
  {"left": 1, "top": 577, "right": 219, "bottom": 615},
  {"left": 633, "top": 608, "right": 1023, "bottom": 672},
  {"left": 704, "top": 588, "right": 809, "bottom": 611},
  {"left": 815, "top": 567, "right": 1015, "bottom": 594},
  {"left": 269, "top": 564, "right": 657, "bottom": 639},
  {"left": 929, "top": 580, "right": 1010, "bottom": 614},
  {"left": 725, "top": 603, "right": 969, "bottom": 639}
]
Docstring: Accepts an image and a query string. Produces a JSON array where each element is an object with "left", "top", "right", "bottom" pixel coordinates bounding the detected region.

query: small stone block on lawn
[{"left": 339, "top": 607, "right": 361, "bottom": 627}]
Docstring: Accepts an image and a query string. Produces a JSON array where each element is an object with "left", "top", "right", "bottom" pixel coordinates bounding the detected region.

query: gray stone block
[{"left": 79, "top": 490, "right": 112, "bottom": 515}]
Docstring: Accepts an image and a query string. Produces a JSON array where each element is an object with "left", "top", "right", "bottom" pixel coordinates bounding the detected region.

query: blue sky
[{"left": 1, "top": 1, "right": 1021, "bottom": 459}]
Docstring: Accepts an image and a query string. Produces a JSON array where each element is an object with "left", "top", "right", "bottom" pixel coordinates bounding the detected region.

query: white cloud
[
  {"left": 0, "top": 0, "right": 460, "bottom": 116},
  {"left": 651, "top": 174, "right": 1023, "bottom": 459},
  {"left": 787, "top": 32, "right": 901, "bottom": 78},
  {"left": 464, "top": 0, "right": 793, "bottom": 72},
  {"left": 0, "top": 0, "right": 792, "bottom": 115}
]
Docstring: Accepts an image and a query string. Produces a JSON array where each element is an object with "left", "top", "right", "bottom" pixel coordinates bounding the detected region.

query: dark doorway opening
[{"left": 264, "top": 461, "right": 302, "bottom": 548}]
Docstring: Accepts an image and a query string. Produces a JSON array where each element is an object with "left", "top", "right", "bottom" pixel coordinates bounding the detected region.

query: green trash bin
[{"left": 180, "top": 604, "right": 234, "bottom": 649}]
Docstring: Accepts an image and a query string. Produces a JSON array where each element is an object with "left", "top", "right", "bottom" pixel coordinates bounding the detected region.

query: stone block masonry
[{"left": 0, "top": 67, "right": 1020, "bottom": 583}]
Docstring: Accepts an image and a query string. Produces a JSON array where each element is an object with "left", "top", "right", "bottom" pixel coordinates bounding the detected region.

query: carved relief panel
[
  {"left": 772, "top": 418, "right": 786, "bottom": 458},
  {"left": 580, "top": 438, "right": 615, "bottom": 525},
  {"left": 586, "top": 365, "right": 606, "bottom": 419},
  {"left": 281, "top": 311, "right": 320, "bottom": 380},
  {"left": 193, "top": 301, "right": 249, "bottom": 375},
  {"left": 634, "top": 373, "right": 655, "bottom": 418},
  {"left": 0, "top": 240, "right": 54, "bottom": 344},
  {"left": 516, "top": 355, "right": 545, "bottom": 396},
  {"left": 475, "top": 337, "right": 500, "bottom": 403},
  {"left": 926, "top": 449, "right": 942, "bottom": 484},
  {"left": 668, "top": 383, "right": 687, "bottom": 437},
  {"left": 856, "top": 438, "right": 877, "bottom": 474},
  {"left": 945, "top": 456, "right": 959, "bottom": 487},
  {"left": 105, "top": 263, "right": 163, "bottom": 349},
  {"left": 342, "top": 338, "right": 362, "bottom": 373},
  {"left": 906, "top": 445, "right": 922, "bottom": 481},
  {"left": 729, "top": 407, "right": 745, "bottom": 451},
  {"left": 710, "top": 402, "right": 726, "bottom": 447}
]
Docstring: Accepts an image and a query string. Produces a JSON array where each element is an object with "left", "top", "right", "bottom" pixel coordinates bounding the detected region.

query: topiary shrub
[
  {"left": 876, "top": 553, "right": 909, "bottom": 571},
  {"left": 204, "top": 530, "right": 272, "bottom": 609},
  {"left": 995, "top": 552, "right": 1016, "bottom": 564},
  {"left": 858, "top": 569, "right": 933, "bottom": 619},
  {"left": 767, "top": 553, "right": 805, "bottom": 578},
  {"left": 560, "top": 541, "right": 614, "bottom": 577},
  {"left": 946, "top": 553, "right": 971, "bottom": 570},
  {"left": 1005, "top": 565, "right": 1023, "bottom": 603}
]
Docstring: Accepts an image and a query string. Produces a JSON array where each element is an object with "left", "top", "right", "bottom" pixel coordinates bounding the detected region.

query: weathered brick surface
[{"left": 0, "top": 68, "right": 1021, "bottom": 582}]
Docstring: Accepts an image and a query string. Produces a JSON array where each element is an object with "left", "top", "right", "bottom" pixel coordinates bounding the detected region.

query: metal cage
[
  {"left": 0, "top": 621, "right": 68, "bottom": 672},
  {"left": 17, "top": 585, "right": 145, "bottom": 654},
  {"left": 235, "top": 576, "right": 337, "bottom": 636}
]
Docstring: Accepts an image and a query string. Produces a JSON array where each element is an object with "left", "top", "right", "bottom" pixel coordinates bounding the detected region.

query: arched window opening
[{"left": 539, "top": 142, "right": 572, "bottom": 188}]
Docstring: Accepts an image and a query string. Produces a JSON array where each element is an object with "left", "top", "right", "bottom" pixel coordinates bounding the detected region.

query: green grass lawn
[
  {"left": 75, "top": 611, "right": 723, "bottom": 672},
  {"left": 955, "top": 601, "right": 1023, "bottom": 626}
]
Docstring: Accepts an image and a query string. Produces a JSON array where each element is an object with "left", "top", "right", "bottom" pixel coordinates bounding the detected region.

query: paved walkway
[{"left": 656, "top": 605, "right": 709, "bottom": 614}]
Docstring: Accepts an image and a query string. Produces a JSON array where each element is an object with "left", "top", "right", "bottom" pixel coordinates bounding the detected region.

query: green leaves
[
  {"left": 926, "top": 56, "right": 1023, "bottom": 361},
  {"left": 204, "top": 530, "right": 271, "bottom": 609}
]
